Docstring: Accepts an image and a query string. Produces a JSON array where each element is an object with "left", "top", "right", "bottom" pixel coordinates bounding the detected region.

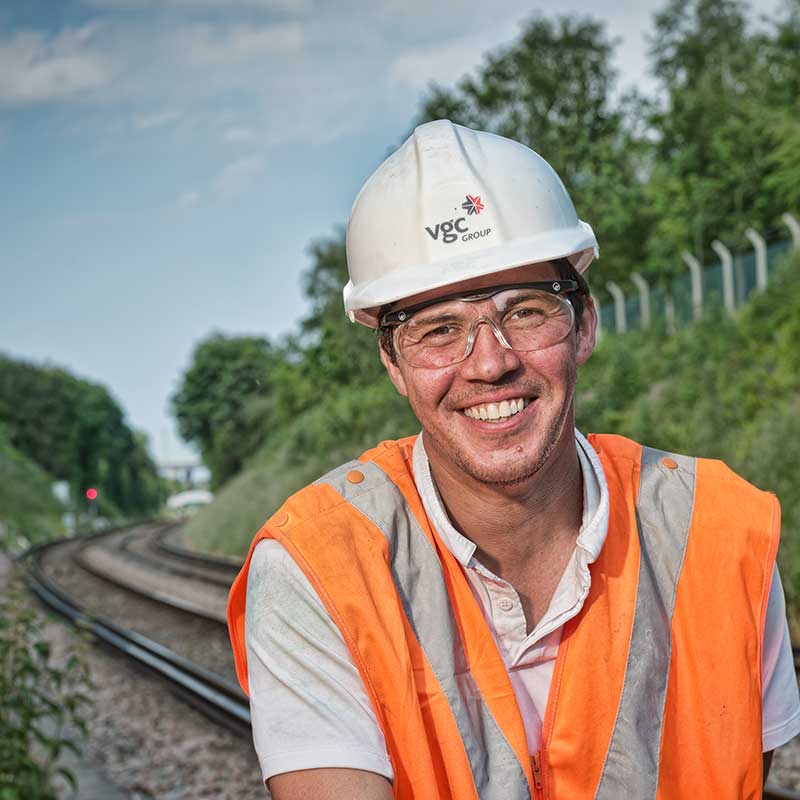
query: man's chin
[
  {"left": 455, "top": 457, "right": 550, "bottom": 487},
  {"left": 445, "top": 418, "right": 567, "bottom": 487}
]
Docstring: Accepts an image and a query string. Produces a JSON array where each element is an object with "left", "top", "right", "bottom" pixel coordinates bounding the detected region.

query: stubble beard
[{"left": 427, "top": 387, "right": 574, "bottom": 488}]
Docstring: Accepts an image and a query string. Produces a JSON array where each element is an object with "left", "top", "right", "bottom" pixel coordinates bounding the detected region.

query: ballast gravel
[
  {"left": 74, "top": 642, "right": 263, "bottom": 799},
  {"left": 3, "top": 553, "right": 263, "bottom": 799},
  {"left": 36, "top": 591, "right": 264, "bottom": 798},
  {"left": 772, "top": 735, "right": 800, "bottom": 791}
]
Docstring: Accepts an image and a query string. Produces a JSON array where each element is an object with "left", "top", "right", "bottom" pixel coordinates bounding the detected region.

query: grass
[{"left": 0, "top": 429, "right": 63, "bottom": 553}]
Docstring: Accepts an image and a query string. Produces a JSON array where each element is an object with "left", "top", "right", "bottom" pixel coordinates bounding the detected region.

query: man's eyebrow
[
  {"left": 494, "top": 290, "right": 545, "bottom": 310},
  {"left": 412, "top": 311, "right": 463, "bottom": 326}
]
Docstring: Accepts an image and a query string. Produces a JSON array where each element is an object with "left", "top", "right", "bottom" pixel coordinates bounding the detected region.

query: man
[{"left": 228, "top": 120, "right": 800, "bottom": 799}]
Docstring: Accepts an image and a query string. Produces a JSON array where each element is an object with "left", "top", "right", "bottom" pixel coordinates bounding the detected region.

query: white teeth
[{"left": 463, "top": 397, "right": 529, "bottom": 421}]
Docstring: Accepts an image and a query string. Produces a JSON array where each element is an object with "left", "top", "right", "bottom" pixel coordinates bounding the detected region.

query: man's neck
[{"left": 425, "top": 428, "right": 584, "bottom": 579}]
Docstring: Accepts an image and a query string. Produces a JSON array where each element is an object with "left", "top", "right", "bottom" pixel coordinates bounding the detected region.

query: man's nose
[{"left": 459, "top": 318, "right": 520, "bottom": 381}]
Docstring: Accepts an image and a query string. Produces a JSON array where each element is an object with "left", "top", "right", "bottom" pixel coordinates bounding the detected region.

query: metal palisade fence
[{"left": 596, "top": 213, "right": 800, "bottom": 335}]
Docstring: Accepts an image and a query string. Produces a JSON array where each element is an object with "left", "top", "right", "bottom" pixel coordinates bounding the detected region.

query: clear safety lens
[{"left": 394, "top": 288, "right": 575, "bottom": 369}]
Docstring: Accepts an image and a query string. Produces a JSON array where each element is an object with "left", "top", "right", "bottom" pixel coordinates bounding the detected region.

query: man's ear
[
  {"left": 379, "top": 344, "right": 408, "bottom": 397},
  {"left": 575, "top": 295, "right": 598, "bottom": 366}
]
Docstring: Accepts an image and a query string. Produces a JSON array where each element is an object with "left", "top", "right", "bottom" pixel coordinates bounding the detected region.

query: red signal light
[{"left": 86, "top": 488, "right": 98, "bottom": 501}]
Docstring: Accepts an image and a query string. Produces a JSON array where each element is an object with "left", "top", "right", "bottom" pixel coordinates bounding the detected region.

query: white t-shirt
[{"left": 244, "top": 432, "right": 800, "bottom": 785}]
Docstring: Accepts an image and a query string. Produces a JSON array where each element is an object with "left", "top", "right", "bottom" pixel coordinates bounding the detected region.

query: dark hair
[{"left": 376, "top": 257, "right": 590, "bottom": 364}]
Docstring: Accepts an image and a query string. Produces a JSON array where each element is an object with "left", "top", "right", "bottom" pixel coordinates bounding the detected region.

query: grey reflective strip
[
  {"left": 314, "top": 459, "right": 364, "bottom": 486},
  {"left": 595, "top": 447, "right": 696, "bottom": 799},
  {"left": 322, "top": 461, "right": 530, "bottom": 800}
]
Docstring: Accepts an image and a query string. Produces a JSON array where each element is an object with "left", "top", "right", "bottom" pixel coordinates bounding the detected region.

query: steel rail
[
  {"left": 154, "top": 525, "right": 242, "bottom": 572},
  {"left": 91, "top": 525, "right": 235, "bottom": 592},
  {"left": 69, "top": 533, "right": 228, "bottom": 624},
  {"left": 24, "top": 541, "right": 251, "bottom": 738}
]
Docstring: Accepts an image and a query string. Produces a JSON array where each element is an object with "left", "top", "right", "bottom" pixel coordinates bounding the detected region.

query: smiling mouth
[{"left": 461, "top": 397, "right": 532, "bottom": 421}]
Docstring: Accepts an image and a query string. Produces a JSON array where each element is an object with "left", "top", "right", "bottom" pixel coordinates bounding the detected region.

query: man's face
[{"left": 380, "top": 261, "right": 597, "bottom": 487}]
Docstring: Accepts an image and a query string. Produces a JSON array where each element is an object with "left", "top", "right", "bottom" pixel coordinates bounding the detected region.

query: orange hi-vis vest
[{"left": 228, "top": 433, "right": 780, "bottom": 799}]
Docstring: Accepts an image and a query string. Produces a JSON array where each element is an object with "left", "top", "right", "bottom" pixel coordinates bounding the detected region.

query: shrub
[{"left": 0, "top": 577, "right": 92, "bottom": 800}]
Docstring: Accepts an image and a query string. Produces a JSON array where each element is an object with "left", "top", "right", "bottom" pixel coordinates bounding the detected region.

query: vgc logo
[
  {"left": 425, "top": 217, "right": 468, "bottom": 244},
  {"left": 425, "top": 194, "right": 491, "bottom": 245}
]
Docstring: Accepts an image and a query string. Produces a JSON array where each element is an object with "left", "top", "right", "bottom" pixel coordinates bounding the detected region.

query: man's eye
[
  {"left": 422, "top": 324, "right": 459, "bottom": 339},
  {"left": 410, "top": 322, "right": 465, "bottom": 345},
  {"left": 508, "top": 306, "right": 547, "bottom": 321}
]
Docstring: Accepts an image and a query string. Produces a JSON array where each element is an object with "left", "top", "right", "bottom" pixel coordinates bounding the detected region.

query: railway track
[
  {"left": 22, "top": 524, "right": 800, "bottom": 799},
  {"left": 71, "top": 524, "right": 231, "bottom": 622},
  {"left": 154, "top": 523, "right": 241, "bottom": 573},
  {"left": 24, "top": 524, "right": 248, "bottom": 737}
]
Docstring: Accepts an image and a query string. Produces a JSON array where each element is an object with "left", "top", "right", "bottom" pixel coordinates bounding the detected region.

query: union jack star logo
[{"left": 461, "top": 194, "right": 485, "bottom": 215}]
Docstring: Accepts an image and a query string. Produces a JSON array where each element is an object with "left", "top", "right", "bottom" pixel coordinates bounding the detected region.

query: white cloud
[
  {"left": 222, "top": 125, "right": 256, "bottom": 143},
  {"left": 169, "top": 0, "right": 311, "bottom": 9},
  {"left": 0, "top": 23, "right": 114, "bottom": 105},
  {"left": 388, "top": 21, "right": 520, "bottom": 90},
  {"left": 179, "top": 189, "right": 201, "bottom": 207},
  {"left": 176, "top": 22, "right": 304, "bottom": 65},
  {"left": 84, "top": 0, "right": 310, "bottom": 11},
  {"left": 213, "top": 154, "right": 265, "bottom": 197},
  {"left": 134, "top": 108, "right": 183, "bottom": 129}
]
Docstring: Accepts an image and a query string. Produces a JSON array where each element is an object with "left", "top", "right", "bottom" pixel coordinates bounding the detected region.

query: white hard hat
[{"left": 344, "top": 119, "right": 598, "bottom": 327}]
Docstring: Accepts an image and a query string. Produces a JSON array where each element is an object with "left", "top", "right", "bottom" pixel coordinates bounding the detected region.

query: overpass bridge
[{"left": 157, "top": 460, "right": 210, "bottom": 488}]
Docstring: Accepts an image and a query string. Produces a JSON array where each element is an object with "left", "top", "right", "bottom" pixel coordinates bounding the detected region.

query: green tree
[
  {"left": 764, "top": 114, "right": 800, "bottom": 214},
  {"left": 758, "top": 0, "right": 800, "bottom": 107},
  {"left": 0, "top": 358, "right": 81, "bottom": 481},
  {"left": 644, "top": 0, "right": 798, "bottom": 276},
  {"left": 0, "top": 355, "right": 163, "bottom": 519},
  {"left": 761, "top": 2, "right": 800, "bottom": 223},
  {"left": 172, "top": 334, "right": 279, "bottom": 488}
]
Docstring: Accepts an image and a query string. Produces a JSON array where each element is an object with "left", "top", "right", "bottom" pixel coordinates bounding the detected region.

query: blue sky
[{"left": 0, "top": 0, "right": 781, "bottom": 464}]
